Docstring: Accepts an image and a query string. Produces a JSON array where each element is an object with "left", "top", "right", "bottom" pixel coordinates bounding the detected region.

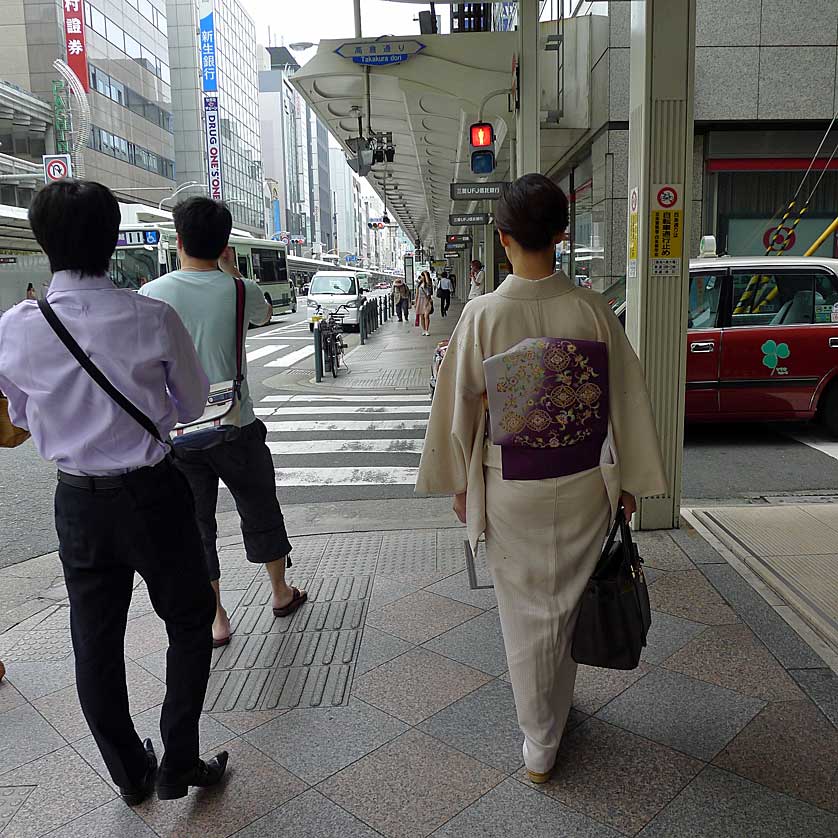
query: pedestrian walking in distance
[
  {"left": 0, "top": 180, "right": 228, "bottom": 804},
  {"left": 417, "top": 173, "right": 667, "bottom": 784},
  {"left": 416, "top": 270, "right": 434, "bottom": 335},
  {"left": 437, "top": 270, "right": 453, "bottom": 317},
  {"left": 140, "top": 197, "right": 307, "bottom": 649},
  {"left": 469, "top": 259, "right": 485, "bottom": 298},
  {"left": 393, "top": 275, "right": 411, "bottom": 322}
]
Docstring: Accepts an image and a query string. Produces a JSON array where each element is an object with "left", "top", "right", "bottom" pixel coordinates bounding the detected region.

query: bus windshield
[{"left": 110, "top": 247, "right": 160, "bottom": 290}]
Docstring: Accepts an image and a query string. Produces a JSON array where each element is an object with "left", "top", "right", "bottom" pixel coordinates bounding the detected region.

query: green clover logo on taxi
[{"left": 762, "top": 340, "right": 790, "bottom": 374}]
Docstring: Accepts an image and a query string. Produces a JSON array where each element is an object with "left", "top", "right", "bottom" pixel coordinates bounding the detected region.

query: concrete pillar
[
  {"left": 516, "top": 0, "right": 540, "bottom": 175},
  {"left": 484, "top": 220, "right": 495, "bottom": 292},
  {"left": 625, "top": 0, "right": 696, "bottom": 530}
]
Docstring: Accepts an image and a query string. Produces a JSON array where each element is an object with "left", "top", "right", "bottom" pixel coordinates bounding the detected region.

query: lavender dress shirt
[{"left": 0, "top": 271, "right": 209, "bottom": 476}]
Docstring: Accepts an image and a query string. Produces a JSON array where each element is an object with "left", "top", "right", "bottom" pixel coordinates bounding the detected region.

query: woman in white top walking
[{"left": 469, "top": 259, "right": 485, "bottom": 299}]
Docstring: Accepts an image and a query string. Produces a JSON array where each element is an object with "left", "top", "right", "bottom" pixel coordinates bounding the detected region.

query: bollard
[
  {"left": 359, "top": 301, "right": 366, "bottom": 345},
  {"left": 382, "top": 296, "right": 387, "bottom": 322},
  {"left": 313, "top": 321, "right": 323, "bottom": 383}
]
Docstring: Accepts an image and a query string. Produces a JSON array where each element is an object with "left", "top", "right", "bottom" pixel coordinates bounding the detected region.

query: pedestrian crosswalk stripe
[
  {"left": 246, "top": 344, "right": 288, "bottom": 362},
  {"left": 261, "top": 394, "right": 429, "bottom": 404},
  {"left": 221, "top": 467, "right": 418, "bottom": 491},
  {"left": 258, "top": 405, "right": 431, "bottom": 417},
  {"left": 266, "top": 439, "right": 423, "bottom": 455},
  {"left": 274, "top": 467, "right": 418, "bottom": 486},
  {"left": 262, "top": 419, "right": 427, "bottom": 432},
  {"left": 249, "top": 335, "right": 311, "bottom": 341},
  {"left": 265, "top": 346, "right": 315, "bottom": 367}
]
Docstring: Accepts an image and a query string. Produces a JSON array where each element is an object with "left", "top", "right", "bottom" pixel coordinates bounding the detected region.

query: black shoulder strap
[
  {"left": 38, "top": 299, "right": 163, "bottom": 442},
  {"left": 233, "top": 276, "right": 245, "bottom": 386}
]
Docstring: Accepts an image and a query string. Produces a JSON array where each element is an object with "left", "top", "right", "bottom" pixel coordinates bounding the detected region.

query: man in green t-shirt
[{"left": 140, "top": 198, "right": 307, "bottom": 647}]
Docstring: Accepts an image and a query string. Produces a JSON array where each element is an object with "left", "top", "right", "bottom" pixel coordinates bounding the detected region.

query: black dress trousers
[{"left": 54, "top": 458, "right": 215, "bottom": 788}]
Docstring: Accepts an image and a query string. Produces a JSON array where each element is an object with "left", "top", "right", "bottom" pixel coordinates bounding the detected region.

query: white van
[{"left": 306, "top": 270, "right": 363, "bottom": 331}]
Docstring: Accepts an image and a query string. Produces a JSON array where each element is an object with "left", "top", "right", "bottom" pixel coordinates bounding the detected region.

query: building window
[
  {"left": 90, "top": 123, "right": 175, "bottom": 181},
  {"left": 86, "top": 2, "right": 170, "bottom": 84},
  {"left": 89, "top": 64, "right": 173, "bottom": 134}
]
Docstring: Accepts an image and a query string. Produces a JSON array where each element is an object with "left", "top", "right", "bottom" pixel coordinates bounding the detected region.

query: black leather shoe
[
  {"left": 157, "top": 751, "right": 229, "bottom": 800},
  {"left": 119, "top": 739, "right": 157, "bottom": 806}
]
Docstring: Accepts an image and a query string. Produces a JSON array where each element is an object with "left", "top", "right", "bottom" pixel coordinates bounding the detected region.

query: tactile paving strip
[
  {"left": 317, "top": 533, "right": 382, "bottom": 576},
  {"left": 0, "top": 786, "right": 36, "bottom": 832},
  {"left": 2, "top": 629, "right": 73, "bottom": 662},
  {"left": 205, "top": 575, "right": 370, "bottom": 712},
  {"left": 377, "top": 530, "right": 438, "bottom": 576}
]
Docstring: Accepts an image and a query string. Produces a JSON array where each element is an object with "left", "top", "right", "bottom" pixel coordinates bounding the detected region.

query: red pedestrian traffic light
[{"left": 470, "top": 122, "right": 494, "bottom": 147}]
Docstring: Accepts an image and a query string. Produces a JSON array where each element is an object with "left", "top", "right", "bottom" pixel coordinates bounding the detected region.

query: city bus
[{"left": 112, "top": 225, "right": 296, "bottom": 315}]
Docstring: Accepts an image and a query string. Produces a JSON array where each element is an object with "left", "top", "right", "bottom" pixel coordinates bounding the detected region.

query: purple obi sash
[{"left": 483, "top": 337, "right": 609, "bottom": 481}]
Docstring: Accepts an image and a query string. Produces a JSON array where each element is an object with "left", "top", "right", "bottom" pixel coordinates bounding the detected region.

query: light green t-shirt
[{"left": 139, "top": 269, "right": 268, "bottom": 426}]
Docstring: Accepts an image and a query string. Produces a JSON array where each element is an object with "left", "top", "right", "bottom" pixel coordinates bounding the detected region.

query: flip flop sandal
[
  {"left": 212, "top": 635, "right": 231, "bottom": 649},
  {"left": 272, "top": 587, "right": 308, "bottom": 618}
]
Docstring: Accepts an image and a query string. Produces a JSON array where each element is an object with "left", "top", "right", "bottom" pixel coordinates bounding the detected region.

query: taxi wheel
[{"left": 821, "top": 384, "right": 838, "bottom": 438}]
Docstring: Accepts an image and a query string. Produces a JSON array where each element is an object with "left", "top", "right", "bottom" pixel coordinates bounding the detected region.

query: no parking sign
[{"left": 42, "top": 154, "right": 72, "bottom": 184}]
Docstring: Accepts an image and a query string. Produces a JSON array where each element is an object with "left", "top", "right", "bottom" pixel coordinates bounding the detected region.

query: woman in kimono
[{"left": 416, "top": 173, "right": 667, "bottom": 784}]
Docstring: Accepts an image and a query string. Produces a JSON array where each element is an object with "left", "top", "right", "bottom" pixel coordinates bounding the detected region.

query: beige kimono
[{"left": 415, "top": 272, "right": 667, "bottom": 774}]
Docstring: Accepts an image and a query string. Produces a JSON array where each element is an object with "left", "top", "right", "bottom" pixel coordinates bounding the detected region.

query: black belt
[{"left": 57, "top": 455, "right": 173, "bottom": 491}]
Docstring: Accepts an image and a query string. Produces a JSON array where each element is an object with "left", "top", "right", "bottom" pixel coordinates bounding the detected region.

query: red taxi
[{"left": 607, "top": 256, "right": 838, "bottom": 435}]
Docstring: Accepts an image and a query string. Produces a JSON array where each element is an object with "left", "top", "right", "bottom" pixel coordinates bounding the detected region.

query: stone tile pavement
[
  {"left": 2, "top": 512, "right": 838, "bottom": 837},
  {"left": 3, "top": 293, "right": 838, "bottom": 835}
]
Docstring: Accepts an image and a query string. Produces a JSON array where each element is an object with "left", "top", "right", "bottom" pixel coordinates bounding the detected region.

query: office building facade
[
  {"left": 259, "top": 46, "right": 334, "bottom": 254},
  {"left": 0, "top": 0, "right": 176, "bottom": 201},
  {"left": 167, "top": 0, "right": 263, "bottom": 234}
]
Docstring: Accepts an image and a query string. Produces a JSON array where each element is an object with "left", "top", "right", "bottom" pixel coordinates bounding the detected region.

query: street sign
[
  {"left": 43, "top": 154, "right": 72, "bottom": 183},
  {"left": 450, "top": 182, "right": 508, "bottom": 201},
  {"left": 336, "top": 39, "right": 425, "bottom": 66},
  {"left": 446, "top": 234, "right": 472, "bottom": 244},
  {"left": 450, "top": 212, "right": 491, "bottom": 226},
  {"left": 445, "top": 242, "right": 468, "bottom": 250},
  {"left": 650, "top": 182, "right": 683, "bottom": 276}
]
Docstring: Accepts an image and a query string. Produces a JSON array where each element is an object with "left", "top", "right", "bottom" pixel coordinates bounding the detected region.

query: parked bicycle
[{"left": 311, "top": 302, "right": 350, "bottom": 377}]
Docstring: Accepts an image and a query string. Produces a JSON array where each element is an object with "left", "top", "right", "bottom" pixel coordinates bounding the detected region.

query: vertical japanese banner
[
  {"left": 199, "top": 0, "right": 223, "bottom": 199},
  {"left": 62, "top": 0, "right": 89, "bottom": 91}
]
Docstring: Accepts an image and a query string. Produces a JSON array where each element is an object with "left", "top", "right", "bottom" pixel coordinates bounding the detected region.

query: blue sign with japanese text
[
  {"left": 335, "top": 40, "right": 425, "bottom": 66},
  {"left": 198, "top": 0, "right": 217, "bottom": 92}
]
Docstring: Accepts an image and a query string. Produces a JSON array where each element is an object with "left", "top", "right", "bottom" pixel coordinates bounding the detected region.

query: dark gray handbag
[{"left": 571, "top": 507, "right": 652, "bottom": 670}]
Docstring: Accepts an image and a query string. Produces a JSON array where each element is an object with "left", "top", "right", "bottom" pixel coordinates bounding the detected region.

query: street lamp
[
  {"left": 158, "top": 181, "right": 205, "bottom": 211},
  {"left": 288, "top": 41, "right": 317, "bottom": 51}
]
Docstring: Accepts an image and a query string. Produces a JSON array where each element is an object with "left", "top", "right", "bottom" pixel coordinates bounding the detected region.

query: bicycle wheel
[
  {"left": 330, "top": 340, "right": 338, "bottom": 378},
  {"left": 322, "top": 332, "right": 332, "bottom": 372}
]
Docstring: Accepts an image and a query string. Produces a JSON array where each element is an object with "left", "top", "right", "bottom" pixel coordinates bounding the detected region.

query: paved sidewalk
[
  {"left": 264, "top": 301, "right": 463, "bottom": 394},
  {"left": 2, "top": 298, "right": 838, "bottom": 837}
]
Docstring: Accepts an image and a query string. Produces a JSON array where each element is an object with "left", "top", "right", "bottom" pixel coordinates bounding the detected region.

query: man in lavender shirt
[{"left": 0, "top": 181, "right": 228, "bottom": 803}]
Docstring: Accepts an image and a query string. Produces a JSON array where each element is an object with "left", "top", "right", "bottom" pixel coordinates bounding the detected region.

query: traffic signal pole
[{"left": 626, "top": 0, "right": 696, "bottom": 530}]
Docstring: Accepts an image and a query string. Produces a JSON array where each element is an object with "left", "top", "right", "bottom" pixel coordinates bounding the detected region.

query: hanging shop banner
[
  {"left": 204, "top": 95, "right": 223, "bottom": 200},
  {"left": 62, "top": 0, "right": 89, "bottom": 91},
  {"left": 450, "top": 182, "right": 508, "bottom": 201},
  {"left": 649, "top": 183, "right": 683, "bottom": 276},
  {"left": 450, "top": 213, "right": 491, "bottom": 226},
  {"left": 198, "top": 0, "right": 218, "bottom": 92}
]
